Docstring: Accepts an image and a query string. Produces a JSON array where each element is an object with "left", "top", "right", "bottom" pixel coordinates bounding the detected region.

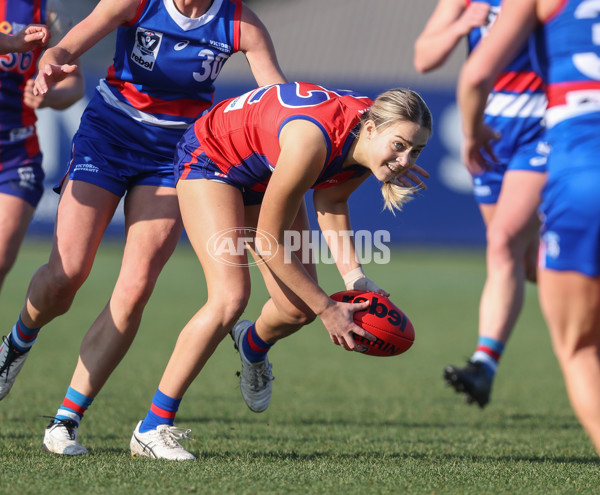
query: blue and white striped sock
[
  {"left": 472, "top": 336, "right": 505, "bottom": 379},
  {"left": 54, "top": 386, "right": 94, "bottom": 426},
  {"left": 10, "top": 315, "right": 40, "bottom": 352}
]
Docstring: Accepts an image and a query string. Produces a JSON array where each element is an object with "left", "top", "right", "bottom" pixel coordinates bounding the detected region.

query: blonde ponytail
[{"left": 381, "top": 182, "right": 418, "bottom": 214}]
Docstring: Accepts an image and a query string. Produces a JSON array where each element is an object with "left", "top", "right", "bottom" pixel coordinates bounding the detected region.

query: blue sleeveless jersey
[
  {"left": 532, "top": 0, "right": 600, "bottom": 128},
  {"left": 60, "top": 0, "right": 244, "bottom": 194},
  {"left": 466, "top": 0, "right": 546, "bottom": 162},
  {"left": 533, "top": 1, "right": 600, "bottom": 275},
  {"left": 0, "top": 0, "right": 46, "bottom": 161},
  {"left": 97, "top": 0, "right": 242, "bottom": 129}
]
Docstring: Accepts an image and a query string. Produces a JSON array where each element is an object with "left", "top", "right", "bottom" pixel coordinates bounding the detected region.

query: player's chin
[{"left": 374, "top": 168, "right": 395, "bottom": 183}]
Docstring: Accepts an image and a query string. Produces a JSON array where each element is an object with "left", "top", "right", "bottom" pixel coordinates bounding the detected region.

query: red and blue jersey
[
  {"left": 466, "top": 0, "right": 546, "bottom": 161},
  {"left": 532, "top": 0, "right": 600, "bottom": 128},
  {"left": 181, "top": 82, "right": 372, "bottom": 193},
  {"left": 98, "top": 0, "right": 242, "bottom": 129},
  {"left": 0, "top": 0, "right": 46, "bottom": 157}
]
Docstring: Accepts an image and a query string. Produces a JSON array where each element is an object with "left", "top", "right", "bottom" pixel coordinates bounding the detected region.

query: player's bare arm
[
  {"left": 313, "top": 176, "right": 367, "bottom": 276},
  {"left": 239, "top": 4, "right": 286, "bottom": 86},
  {"left": 256, "top": 119, "right": 372, "bottom": 350},
  {"left": 414, "top": 0, "right": 490, "bottom": 73},
  {"left": 314, "top": 183, "right": 389, "bottom": 297}
]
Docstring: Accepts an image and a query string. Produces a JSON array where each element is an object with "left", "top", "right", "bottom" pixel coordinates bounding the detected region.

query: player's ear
[{"left": 363, "top": 119, "right": 376, "bottom": 140}]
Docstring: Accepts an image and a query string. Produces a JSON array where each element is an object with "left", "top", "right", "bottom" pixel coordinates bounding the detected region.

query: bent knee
[
  {"left": 487, "top": 227, "right": 515, "bottom": 255},
  {"left": 115, "top": 275, "right": 159, "bottom": 310},
  {"left": 279, "top": 307, "right": 317, "bottom": 327},
  {"left": 207, "top": 292, "right": 250, "bottom": 326},
  {"left": 45, "top": 268, "right": 86, "bottom": 302}
]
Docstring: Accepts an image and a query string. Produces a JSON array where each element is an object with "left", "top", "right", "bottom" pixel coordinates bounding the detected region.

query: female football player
[
  {"left": 128, "top": 82, "right": 432, "bottom": 460},
  {"left": 0, "top": 1, "right": 83, "bottom": 298},
  {"left": 414, "top": 0, "right": 548, "bottom": 409},
  {"left": 0, "top": 0, "right": 286, "bottom": 457},
  {"left": 456, "top": 0, "right": 600, "bottom": 455}
]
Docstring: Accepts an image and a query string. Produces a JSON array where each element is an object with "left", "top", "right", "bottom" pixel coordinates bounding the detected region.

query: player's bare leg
[
  {"left": 248, "top": 200, "right": 318, "bottom": 343},
  {"left": 0, "top": 195, "right": 36, "bottom": 400},
  {"left": 228, "top": 201, "right": 317, "bottom": 412},
  {"left": 22, "top": 180, "right": 120, "bottom": 328},
  {"left": 157, "top": 179, "right": 251, "bottom": 399},
  {"left": 445, "top": 171, "right": 545, "bottom": 407},
  {"left": 68, "top": 185, "right": 183, "bottom": 397},
  {"left": 539, "top": 269, "right": 600, "bottom": 455},
  {"left": 478, "top": 171, "right": 544, "bottom": 346},
  {"left": 43, "top": 185, "right": 184, "bottom": 456},
  {"left": 0, "top": 193, "right": 35, "bottom": 293},
  {"left": 1, "top": 181, "right": 119, "bottom": 402}
]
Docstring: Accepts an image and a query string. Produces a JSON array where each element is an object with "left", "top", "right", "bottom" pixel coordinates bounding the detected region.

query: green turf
[{"left": 0, "top": 239, "right": 597, "bottom": 495}]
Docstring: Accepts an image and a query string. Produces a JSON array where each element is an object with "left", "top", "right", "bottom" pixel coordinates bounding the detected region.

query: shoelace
[
  {"left": 0, "top": 337, "right": 22, "bottom": 382},
  {"left": 42, "top": 417, "right": 78, "bottom": 440},
  {"left": 244, "top": 361, "right": 273, "bottom": 391},
  {"left": 157, "top": 426, "right": 193, "bottom": 448}
]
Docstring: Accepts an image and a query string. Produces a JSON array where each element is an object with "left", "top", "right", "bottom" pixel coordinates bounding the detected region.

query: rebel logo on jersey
[{"left": 131, "top": 28, "right": 163, "bottom": 71}]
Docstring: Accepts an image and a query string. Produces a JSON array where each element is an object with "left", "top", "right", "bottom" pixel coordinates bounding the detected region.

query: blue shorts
[
  {"left": 55, "top": 93, "right": 184, "bottom": 196},
  {"left": 174, "top": 126, "right": 264, "bottom": 206},
  {"left": 539, "top": 116, "right": 600, "bottom": 276},
  {"left": 0, "top": 130, "right": 45, "bottom": 207},
  {"left": 472, "top": 138, "right": 548, "bottom": 205}
]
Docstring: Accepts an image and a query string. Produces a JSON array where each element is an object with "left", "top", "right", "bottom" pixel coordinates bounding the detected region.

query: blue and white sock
[
  {"left": 10, "top": 315, "right": 40, "bottom": 352},
  {"left": 472, "top": 336, "right": 505, "bottom": 379},
  {"left": 54, "top": 386, "right": 94, "bottom": 425}
]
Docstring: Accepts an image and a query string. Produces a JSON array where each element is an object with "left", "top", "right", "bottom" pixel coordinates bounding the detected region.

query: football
[{"left": 330, "top": 290, "right": 415, "bottom": 357}]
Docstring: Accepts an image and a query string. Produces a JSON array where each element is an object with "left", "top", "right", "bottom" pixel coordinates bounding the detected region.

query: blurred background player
[
  {"left": 414, "top": 0, "right": 547, "bottom": 408},
  {"left": 456, "top": 0, "right": 600, "bottom": 456},
  {"left": 128, "top": 82, "right": 431, "bottom": 460},
  {"left": 0, "top": 0, "right": 286, "bottom": 456},
  {"left": 0, "top": 1, "right": 83, "bottom": 297}
]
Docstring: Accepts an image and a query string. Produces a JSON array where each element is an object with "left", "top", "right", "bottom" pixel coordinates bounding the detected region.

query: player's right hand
[
  {"left": 320, "top": 299, "right": 374, "bottom": 351},
  {"left": 14, "top": 24, "right": 50, "bottom": 52},
  {"left": 33, "top": 63, "right": 78, "bottom": 96},
  {"left": 458, "top": 2, "right": 491, "bottom": 34}
]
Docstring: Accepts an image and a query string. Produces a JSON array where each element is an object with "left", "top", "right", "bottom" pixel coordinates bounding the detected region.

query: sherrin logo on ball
[{"left": 330, "top": 290, "right": 415, "bottom": 357}]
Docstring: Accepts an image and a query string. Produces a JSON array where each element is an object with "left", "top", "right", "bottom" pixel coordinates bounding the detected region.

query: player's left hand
[
  {"left": 343, "top": 267, "right": 389, "bottom": 297},
  {"left": 350, "top": 276, "right": 389, "bottom": 297},
  {"left": 390, "top": 163, "right": 430, "bottom": 190}
]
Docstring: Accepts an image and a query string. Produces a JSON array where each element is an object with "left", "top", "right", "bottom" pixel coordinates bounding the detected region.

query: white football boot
[
  {"left": 130, "top": 421, "right": 195, "bottom": 461},
  {"left": 230, "top": 320, "right": 274, "bottom": 413},
  {"left": 43, "top": 419, "right": 88, "bottom": 455},
  {"left": 0, "top": 335, "right": 29, "bottom": 400}
]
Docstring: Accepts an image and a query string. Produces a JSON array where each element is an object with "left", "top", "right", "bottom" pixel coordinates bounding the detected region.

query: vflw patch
[{"left": 131, "top": 28, "right": 163, "bottom": 71}]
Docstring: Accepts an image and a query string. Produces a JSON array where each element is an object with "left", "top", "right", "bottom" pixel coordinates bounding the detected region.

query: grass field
[{"left": 0, "top": 239, "right": 597, "bottom": 494}]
